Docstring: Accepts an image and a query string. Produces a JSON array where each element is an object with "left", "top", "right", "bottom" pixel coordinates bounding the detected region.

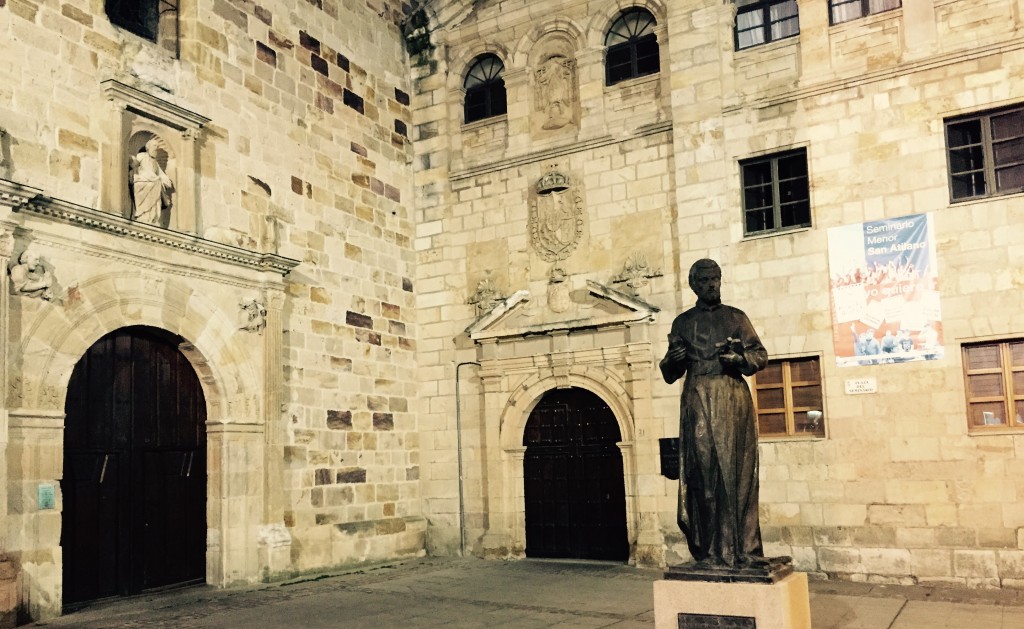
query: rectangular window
[
  {"left": 106, "top": 0, "right": 179, "bottom": 56},
  {"left": 735, "top": 0, "right": 800, "bottom": 50},
  {"left": 753, "top": 357, "right": 825, "bottom": 439},
  {"left": 962, "top": 340, "right": 1024, "bottom": 432},
  {"left": 740, "top": 148, "right": 811, "bottom": 236},
  {"left": 829, "top": 0, "right": 901, "bottom": 25},
  {"left": 946, "top": 105, "right": 1024, "bottom": 202}
]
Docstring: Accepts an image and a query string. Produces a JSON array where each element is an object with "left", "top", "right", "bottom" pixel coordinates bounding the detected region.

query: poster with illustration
[{"left": 827, "top": 213, "right": 943, "bottom": 367}]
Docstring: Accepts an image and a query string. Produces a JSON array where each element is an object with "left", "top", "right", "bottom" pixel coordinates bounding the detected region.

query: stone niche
[{"left": 101, "top": 79, "right": 209, "bottom": 233}]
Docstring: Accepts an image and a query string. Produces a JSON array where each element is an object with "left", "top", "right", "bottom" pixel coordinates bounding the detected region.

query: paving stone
[{"left": 33, "top": 557, "right": 1024, "bottom": 629}]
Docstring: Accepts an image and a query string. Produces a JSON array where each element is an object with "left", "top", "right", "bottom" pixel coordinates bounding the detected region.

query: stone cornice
[
  {"left": 0, "top": 179, "right": 43, "bottom": 208},
  {"left": 726, "top": 37, "right": 1024, "bottom": 113},
  {"left": 5, "top": 184, "right": 299, "bottom": 277},
  {"left": 102, "top": 79, "right": 211, "bottom": 131},
  {"left": 450, "top": 120, "right": 673, "bottom": 181}
]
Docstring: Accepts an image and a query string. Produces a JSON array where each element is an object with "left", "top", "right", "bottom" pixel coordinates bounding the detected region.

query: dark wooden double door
[
  {"left": 62, "top": 326, "right": 207, "bottom": 605},
  {"left": 523, "top": 388, "right": 629, "bottom": 561}
]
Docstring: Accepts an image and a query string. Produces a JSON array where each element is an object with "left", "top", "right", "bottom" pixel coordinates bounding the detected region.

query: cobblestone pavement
[{"left": 34, "top": 557, "right": 1024, "bottom": 629}]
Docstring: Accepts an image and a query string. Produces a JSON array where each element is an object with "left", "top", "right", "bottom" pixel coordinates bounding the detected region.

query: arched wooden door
[
  {"left": 61, "top": 326, "right": 207, "bottom": 605},
  {"left": 523, "top": 387, "right": 628, "bottom": 561}
]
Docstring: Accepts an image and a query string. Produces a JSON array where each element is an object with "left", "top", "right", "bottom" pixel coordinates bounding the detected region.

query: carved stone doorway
[
  {"left": 523, "top": 388, "right": 628, "bottom": 561},
  {"left": 61, "top": 326, "right": 207, "bottom": 605}
]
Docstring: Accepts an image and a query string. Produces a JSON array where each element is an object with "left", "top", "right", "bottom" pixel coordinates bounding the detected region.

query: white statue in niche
[
  {"left": 536, "top": 56, "right": 575, "bottom": 130},
  {"left": 9, "top": 249, "right": 55, "bottom": 301},
  {"left": 129, "top": 137, "right": 174, "bottom": 226}
]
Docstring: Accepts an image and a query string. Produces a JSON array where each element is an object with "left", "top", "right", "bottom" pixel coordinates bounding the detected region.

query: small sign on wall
[
  {"left": 38, "top": 483, "right": 55, "bottom": 510},
  {"left": 845, "top": 378, "right": 878, "bottom": 395}
]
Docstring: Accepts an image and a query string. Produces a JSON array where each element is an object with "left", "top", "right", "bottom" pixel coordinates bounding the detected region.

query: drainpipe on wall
[{"left": 454, "top": 361, "right": 480, "bottom": 557}]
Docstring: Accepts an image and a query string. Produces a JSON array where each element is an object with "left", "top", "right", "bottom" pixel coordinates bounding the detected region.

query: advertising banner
[{"left": 827, "top": 213, "right": 943, "bottom": 367}]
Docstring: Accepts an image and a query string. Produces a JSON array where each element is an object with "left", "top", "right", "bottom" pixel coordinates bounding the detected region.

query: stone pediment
[{"left": 466, "top": 280, "right": 658, "bottom": 341}]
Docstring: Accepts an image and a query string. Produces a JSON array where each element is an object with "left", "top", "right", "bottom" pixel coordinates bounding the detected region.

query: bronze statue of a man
[{"left": 660, "top": 259, "right": 768, "bottom": 569}]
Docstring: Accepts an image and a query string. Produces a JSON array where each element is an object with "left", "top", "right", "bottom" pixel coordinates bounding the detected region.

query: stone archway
[
  {"left": 5, "top": 271, "right": 273, "bottom": 618},
  {"left": 483, "top": 367, "right": 641, "bottom": 561}
]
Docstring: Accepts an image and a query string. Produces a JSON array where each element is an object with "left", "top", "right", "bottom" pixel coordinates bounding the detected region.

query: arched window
[
  {"left": 464, "top": 54, "right": 507, "bottom": 124},
  {"left": 604, "top": 8, "right": 660, "bottom": 85}
]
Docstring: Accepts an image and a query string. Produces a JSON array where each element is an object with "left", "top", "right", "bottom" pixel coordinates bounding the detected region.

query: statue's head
[
  {"left": 19, "top": 249, "right": 39, "bottom": 269},
  {"left": 688, "top": 258, "right": 721, "bottom": 305}
]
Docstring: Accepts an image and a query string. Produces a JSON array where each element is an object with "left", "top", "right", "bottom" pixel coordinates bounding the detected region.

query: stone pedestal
[{"left": 653, "top": 572, "right": 811, "bottom": 629}]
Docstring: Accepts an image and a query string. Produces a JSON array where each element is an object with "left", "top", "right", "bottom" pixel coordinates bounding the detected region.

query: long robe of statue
[{"left": 660, "top": 259, "right": 768, "bottom": 567}]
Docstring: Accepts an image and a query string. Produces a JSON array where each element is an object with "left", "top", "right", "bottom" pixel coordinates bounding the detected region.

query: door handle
[{"left": 99, "top": 454, "right": 109, "bottom": 484}]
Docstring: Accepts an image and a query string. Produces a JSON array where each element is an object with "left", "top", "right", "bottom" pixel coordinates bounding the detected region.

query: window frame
[
  {"left": 962, "top": 339, "right": 1024, "bottom": 433},
  {"left": 739, "top": 148, "right": 812, "bottom": 237},
  {"left": 945, "top": 104, "right": 1024, "bottom": 203},
  {"left": 734, "top": 0, "right": 800, "bottom": 51},
  {"left": 828, "top": 0, "right": 902, "bottom": 26},
  {"left": 752, "top": 355, "right": 826, "bottom": 440},
  {"left": 463, "top": 54, "right": 508, "bottom": 125},
  {"left": 604, "top": 8, "right": 661, "bottom": 86},
  {"left": 106, "top": 0, "right": 180, "bottom": 57}
]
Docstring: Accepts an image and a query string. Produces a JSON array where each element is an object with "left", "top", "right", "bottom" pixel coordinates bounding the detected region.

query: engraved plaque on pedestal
[{"left": 678, "top": 612, "right": 755, "bottom": 628}]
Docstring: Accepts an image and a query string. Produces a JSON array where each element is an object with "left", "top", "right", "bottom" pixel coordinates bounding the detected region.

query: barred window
[
  {"left": 753, "top": 357, "right": 825, "bottom": 439},
  {"left": 740, "top": 148, "right": 811, "bottom": 236},
  {"left": 735, "top": 0, "right": 800, "bottom": 50},
  {"left": 829, "top": 0, "right": 901, "bottom": 25},
  {"left": 946, "top": 105, "right": 1024, "bottom": 202},
  {"left": 605, "top": 8, "right": 660, "bottom": 85},
  {"left": 464, "top": 54, "right": 507, "bottom": 124},
  {"left": 106, "top": 0, "right": 179, "bottom": 56},
  {"left": 962, "top": 340, "right": 1024, "bottom": 432}
]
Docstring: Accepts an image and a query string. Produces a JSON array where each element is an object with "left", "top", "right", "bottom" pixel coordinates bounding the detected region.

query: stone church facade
[
  {"left": 0, "top": 0, "right": 1022, "bottom": 624},
  {"left": 1, "top": 0, "right": 420, "bottom": 622},
  {"left": 415, "top": 0, "right": 1024, "bottom": 591}
]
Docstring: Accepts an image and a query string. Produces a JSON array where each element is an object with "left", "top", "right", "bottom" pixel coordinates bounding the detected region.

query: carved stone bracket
[
  {"left": 239, "top": 297, "right": 267, "bottom": 333},
  {"left": 8, "top": 247, "right": 56, "bottom": 301},
  {"left": 612, "top": 251, "right": 663, "bottom": 296}
]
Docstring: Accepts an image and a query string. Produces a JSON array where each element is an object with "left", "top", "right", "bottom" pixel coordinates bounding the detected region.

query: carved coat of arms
[{"left": 528, "top": 171, "right": 583, "bottom": 263}]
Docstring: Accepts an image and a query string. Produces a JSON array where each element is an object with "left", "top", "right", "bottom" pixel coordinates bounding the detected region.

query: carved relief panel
[
  {"left": 530, "top": 35, "right": 579, "bottom": 139},
  {"left": 528, "top": 170, "right": 583, "bottom": 265},
  {"left": 535, "top": 56, "right": 576, "bottom": 132},
  {"left": 528, "top": 168, "right": 585, "bottom": 314}
]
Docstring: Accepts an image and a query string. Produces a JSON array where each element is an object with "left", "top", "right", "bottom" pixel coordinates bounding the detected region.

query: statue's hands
[
  {"left": 716, "top": 337, "right": 745, "bottom": 367},
  {"left": 666, "top": 334, "right": 687, "bottom": 364}
]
